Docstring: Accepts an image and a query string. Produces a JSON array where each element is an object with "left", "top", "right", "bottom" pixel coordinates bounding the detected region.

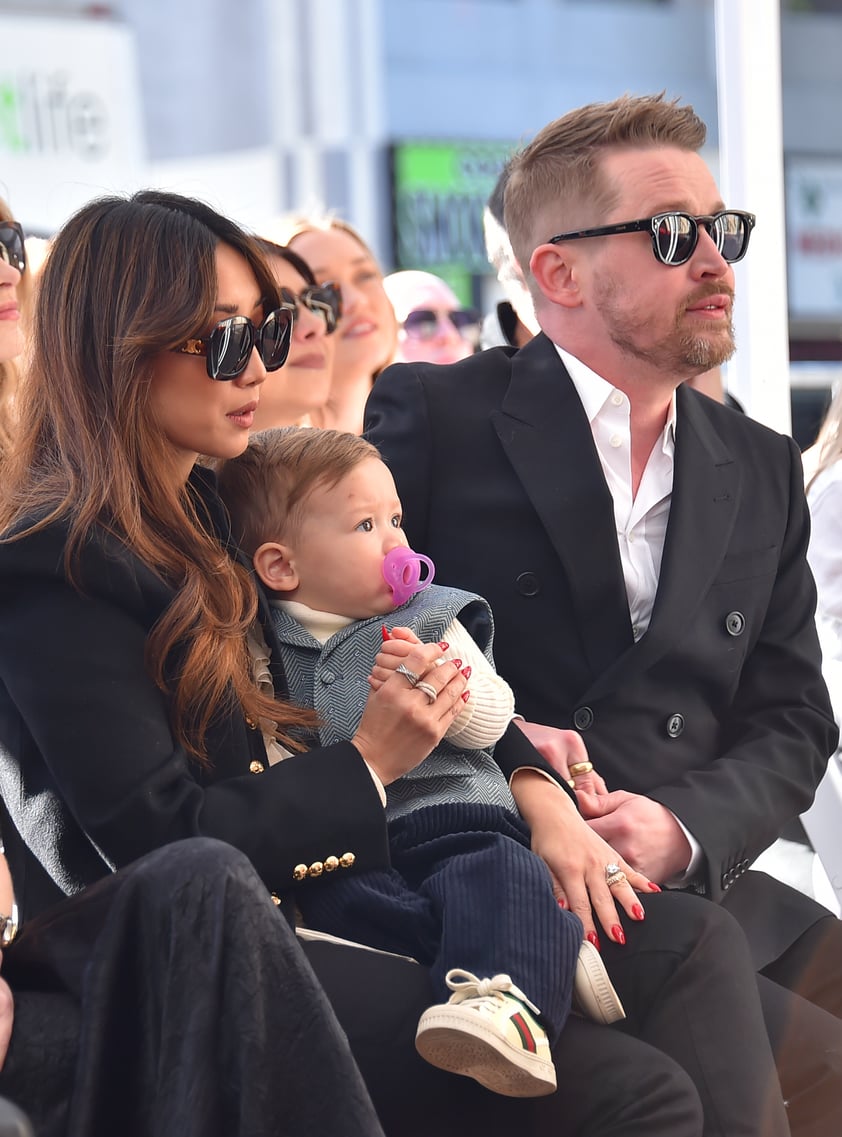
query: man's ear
[
  {"left": 529, "top": 243, "right": 582, "bottom": 310},
  {"left": 252, "top": 541, "right": 299, "bottom": 593}
]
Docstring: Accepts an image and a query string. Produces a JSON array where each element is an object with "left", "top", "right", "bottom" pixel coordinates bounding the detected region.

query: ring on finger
[
  {"left": 605, "top": 862, "right": 628, "bottom": 888},
  {"left": 569, "top": 761, "right": 594, "bottom": 777},
  {"left": 416, "top": 681, "right": 437, "bottom": 705},
  {"left": 396, "top": 663, "right": 420, "bottom": 687}
]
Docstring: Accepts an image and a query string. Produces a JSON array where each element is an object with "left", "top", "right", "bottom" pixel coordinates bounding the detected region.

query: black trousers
[
  {"left": 305, "top": 889, "right": 792, "bottom": 1137},
  {"left": 0, "top": 839, "right": 384, "bottom": 1137}
]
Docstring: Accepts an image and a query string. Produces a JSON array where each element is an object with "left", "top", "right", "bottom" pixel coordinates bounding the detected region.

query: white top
[{"left": 807, "top": 461, "right": 842, "bottom": 723}]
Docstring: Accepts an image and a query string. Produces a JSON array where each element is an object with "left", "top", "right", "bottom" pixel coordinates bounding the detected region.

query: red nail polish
[
  {"left": 381, "top": 624, "right": 390, "bottom": 641},
  {"left": 586, "top": 931, "right": 601, "bottom": 951},
  {"left": 452, "top": 659, "right": 462, "bottom": 669},
  {"left": 632, "top": 903, "right": 645, "bottom": 921},
  {"left": 648, "top": 882, "right": 662, "bottom": 892},
  {"left": 461, "top": 691, "right": 470, "bottom": 702},
  {"left": 461, "top": 666, "right": 472, "bottom": 679},
  {"left": 611, "top": 925, "right": 626, "bottom": 945},
  {"left": 438, "top": 641, "right": 449, "bottom": 651},
  {"left": 558, "top": 897, "right": 567, "bottom": 909}
]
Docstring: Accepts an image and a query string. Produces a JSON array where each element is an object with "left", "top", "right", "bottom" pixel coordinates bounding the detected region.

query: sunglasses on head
[
  {"left": 0, "top": 222, "right": 26, "bottom": 274},
  {"left": 173, "top": 307, "right": 294, "bottom": 380},
  {"left": 403, "top": 308, "right": 481, "bottom": 345},
  {"left": 547, "top": 210, "right": 756, "bottom": 267},
  {"left": 279, "top": 281, "right": 342, "bottom": 334}
]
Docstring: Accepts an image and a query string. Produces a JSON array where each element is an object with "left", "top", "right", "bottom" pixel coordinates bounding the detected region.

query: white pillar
[{"left": 715, "top": 0, "right": 791, "bottom": 433}]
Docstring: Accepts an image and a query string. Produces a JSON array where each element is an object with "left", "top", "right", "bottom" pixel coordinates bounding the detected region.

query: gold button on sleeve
[
  {"left": 324, "top": 856, "right": 339, "bottom": 872},
  {"left": 270, "top": 893, "right": 281, "bottom": 906},
  {"left": 308, "top": 861, "right": 324, "bottom": 878},
  {"left": 249, "top": 760, "right": 265, "bottom": 774},
  {"left": 292, "top": 864, "right": 308, "bottom": 882},
  {"left": 339, "top": 852, "right": 356, "bottom": 869}
]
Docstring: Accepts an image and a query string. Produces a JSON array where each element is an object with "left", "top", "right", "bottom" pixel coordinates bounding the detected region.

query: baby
[{"left": 216, "top": 426, "right": 624, "bottom": 1099}]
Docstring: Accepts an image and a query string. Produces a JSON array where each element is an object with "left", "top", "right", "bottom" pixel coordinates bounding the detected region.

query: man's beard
[{"left": 597, "top": 279, "right": 736, "bottom": 376}]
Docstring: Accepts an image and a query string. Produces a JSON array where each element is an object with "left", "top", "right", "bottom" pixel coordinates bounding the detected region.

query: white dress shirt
[{"left": 555, "top": 346, "right": 702, "bottom": 881}]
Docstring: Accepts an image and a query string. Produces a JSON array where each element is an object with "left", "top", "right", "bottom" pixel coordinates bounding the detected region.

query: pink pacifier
[{"left": 382, "top": 546, "right": 436, "bottom": 607}]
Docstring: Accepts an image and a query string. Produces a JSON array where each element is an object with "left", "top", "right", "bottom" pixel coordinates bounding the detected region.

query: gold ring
[
  {"left": 416, "top": 681, "right": 437, "bottom": 705},
  {"left": 606, "top": 871, "right": 628, "bottom": 888},
  {"left": 569, "top": 761, "right": 594, "bottom": 777}
]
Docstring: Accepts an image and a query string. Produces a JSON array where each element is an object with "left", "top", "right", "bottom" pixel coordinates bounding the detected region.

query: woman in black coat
[{"left": 0, "top": 191, "right": 787, "bottom": 1137}]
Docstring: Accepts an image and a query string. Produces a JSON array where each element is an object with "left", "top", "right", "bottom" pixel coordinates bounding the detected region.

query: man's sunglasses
[
  {"left": 173, "top": 307, "right": 294, "bottom": 380},
  {"left": 403, "top": 308, "right": 481, "bottom": 345},
  {"left": 547, "top": 210, "right": 756, "bottom": 267},
  {"left": 0, "top": 222, "right": 26, "bottom": 274},
  {"left": 279, "top": 281, "right": 342, "bottom": 334}
]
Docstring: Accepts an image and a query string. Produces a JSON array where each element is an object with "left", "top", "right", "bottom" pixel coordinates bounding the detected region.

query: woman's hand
[
  {"left": 0, "top": 954, "right": 12, "bottom": 1072},
  {"left": 352, "top": 640, "right": 468, "bottom": 785},
  {"left": 368, "top": 626, "right": 426, "bottom": 692},
  {"left": 511, "top": 769, "right": 658, "bottom": 947}
]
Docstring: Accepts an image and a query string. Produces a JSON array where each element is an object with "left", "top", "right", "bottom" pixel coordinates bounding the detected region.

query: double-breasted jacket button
[
  {"left": 308, "top": 861, "right": 324, "bottom": 878},
  {"left": 292, "top": 864, "right": 308, "bottom": 882},
  {"left": 249, "top": 760, "right": 265, "bottom": 774},
  {"left": 339, "top": 851, "right": 356, "bottom": 869},
  {"left": 725, "top": 611, "right": 745, "bottom": 636},
  {"left": 666, "top": 713, "right": 685, "bottom": 739},
  {"left": 515, "top": 572, "right": 540, "bottom": 597},
  {"left": 270, "top": 893, "right": 282, "bottom": 906},
  {"left": 324, "top": 856, "right": 340, "bottom": 872},
  {"left": 245, "top": 715, "right": 258, "bottom": 730},
  {"left": 573, "top": 706, "right": 594, "bottom": 732}
]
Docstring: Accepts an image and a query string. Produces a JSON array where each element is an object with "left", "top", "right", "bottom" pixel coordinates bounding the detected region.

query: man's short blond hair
[{"left": 504, "top": 93, "right": 707, "bottom": 296}]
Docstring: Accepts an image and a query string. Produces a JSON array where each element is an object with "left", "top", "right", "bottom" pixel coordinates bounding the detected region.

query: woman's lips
[{"left": 227, "top": 401, "right": 258, "bottom": 427}]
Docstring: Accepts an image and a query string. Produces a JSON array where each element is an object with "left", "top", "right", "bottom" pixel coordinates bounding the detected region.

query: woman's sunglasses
[
  {"left": 173, "top": 307, "right": 294, "bottom": 380},
  {"left": 279, "top": 282, "right": 342, "bottom": 334},
  {"left": 403, "top": 308, "right": 481, "bottom": 346},
  {"left": 547, "top": 210, "right": 756, "bottom": 267},
  {"left": 0, "top": 222, "right": 26, "bottom": 274}
]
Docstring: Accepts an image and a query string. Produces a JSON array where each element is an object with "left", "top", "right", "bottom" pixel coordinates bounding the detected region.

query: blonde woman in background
[
  {"left": 275, "top": 215, "right": 397, "bottom": 434},
  {"left": 0, "top": 198, "right": 27, "bottom": 459}
]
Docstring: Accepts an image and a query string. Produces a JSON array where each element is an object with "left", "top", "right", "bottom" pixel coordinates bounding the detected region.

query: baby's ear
[{"left": 253, "top": 542, "right": 298, "bottom": 593}]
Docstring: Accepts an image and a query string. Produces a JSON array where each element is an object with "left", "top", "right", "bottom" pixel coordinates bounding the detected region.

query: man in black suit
[{"left": 367, "top": 93, "right": 842, "bottom": 1133}]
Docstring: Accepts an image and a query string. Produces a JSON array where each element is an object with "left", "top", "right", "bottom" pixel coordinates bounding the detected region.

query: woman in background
[{"left": 278, "top": 214, "right": 397, "bottom": 434}]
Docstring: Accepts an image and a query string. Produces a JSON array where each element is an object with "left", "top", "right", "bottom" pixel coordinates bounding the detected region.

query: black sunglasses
[
  {"left": 403, "top": 308, "right": 481, "bottom": 345},
  {"left": 0, "top": 222, "right": 26, "bottom": 274},
  {"left": 173, "top": 307, "right": 294, "bottom": 380},
  {"left": 547, "top": 210, "right": 756, "bottom": 267},
  {"left": 279, "top": 281, "right": 342, "bottom": 334}
]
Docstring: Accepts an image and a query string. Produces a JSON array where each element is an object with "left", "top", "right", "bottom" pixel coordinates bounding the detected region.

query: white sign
[
  {"left": 786, "top": 158, "right": 842, "bottom": 320},
  {"left": 0, "top": 14, "right": 145, "bottom": 233}
]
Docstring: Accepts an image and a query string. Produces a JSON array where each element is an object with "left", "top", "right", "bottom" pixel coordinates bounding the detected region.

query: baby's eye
[
  {"left": 390, "top": 515, "right": 402, "bottom": 529},
  {"left": 356, "top": 518, "right": 374, "bottom": 532}
]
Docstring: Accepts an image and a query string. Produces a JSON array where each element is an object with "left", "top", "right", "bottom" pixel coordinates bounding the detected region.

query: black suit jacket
[{"left": 367, "top": 333, "right": 839, "bottom": 961}]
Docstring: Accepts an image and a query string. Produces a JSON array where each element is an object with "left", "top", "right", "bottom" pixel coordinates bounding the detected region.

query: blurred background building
[{"left": 2, "top": 0, "right": 841, "bottom": 442}]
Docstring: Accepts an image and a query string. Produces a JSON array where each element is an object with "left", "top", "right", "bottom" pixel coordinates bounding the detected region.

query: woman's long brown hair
[{"left": 0, "top": 190, "right": 316, "bottom": 760}]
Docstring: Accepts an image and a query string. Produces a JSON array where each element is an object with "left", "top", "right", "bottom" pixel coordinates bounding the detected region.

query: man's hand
[
  {"left": 515, "top": 720, "right": 609, "bottom": 795},
  {"left": 582, "top": 790, "right": 692, "bottom": 883}
]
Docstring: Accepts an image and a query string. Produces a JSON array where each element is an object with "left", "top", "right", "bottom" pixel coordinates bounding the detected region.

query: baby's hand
[{"left": 369, "top": 626, "right": 438, "bottom": 691}]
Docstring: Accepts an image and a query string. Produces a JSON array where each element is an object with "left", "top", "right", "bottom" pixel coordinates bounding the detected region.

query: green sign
[{"left": 391, "top": 140, "right": 516, "bottom": 284}]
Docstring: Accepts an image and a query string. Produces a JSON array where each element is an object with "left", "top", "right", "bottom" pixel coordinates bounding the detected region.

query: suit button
[
  {"left": 249, "top": 760, "right": 265, "bottom": 774},
  {"left": 725, "top": 611, "right": 745, "bottom": 636},
  {"left": 666, "top": 713, "right": 684, "bottom": 739},
  {"left": 308, "top": 861, "right": 324, "bottom": 878},
  {"left": 573, "top": 706, "right": 594, "bottom": 732},
  {"left": 292, "top": 864, "right": 308, "bottom": 882},
  {"left": 324, "top": 856, "right": 340, "bottom": 872},
  {"left": 515, "top": 572, "right": 540, "bottom": 597},
  {"left": 270, "top": 893, "right": 282, "bottom": 906},
  {"left": 339, "top": 852, "right": 356, "bottom": 869}
]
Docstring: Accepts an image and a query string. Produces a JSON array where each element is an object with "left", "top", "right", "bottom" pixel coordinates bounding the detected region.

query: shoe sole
[
  {"left": 415, "top": 1009, "right": 557, "bottom": 1097},
  {"left": 574, "top": 941, "right": 626, "bottom": 1025}
]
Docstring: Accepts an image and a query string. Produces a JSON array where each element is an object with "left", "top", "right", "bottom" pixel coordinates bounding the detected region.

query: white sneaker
[
  {"left": 573, "top": 940, "right": 626, "bottom": 1024},
  {"left": 415, "top": 969, "right": 557, "bottom": 1097}
]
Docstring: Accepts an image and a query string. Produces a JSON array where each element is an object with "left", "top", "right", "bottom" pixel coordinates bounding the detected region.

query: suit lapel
[
  {"left": 491, "top": 334, "right": 633, "bottom": 677},
  {"left": 581, "top": 385, "right": 741, "bottom": 703}
]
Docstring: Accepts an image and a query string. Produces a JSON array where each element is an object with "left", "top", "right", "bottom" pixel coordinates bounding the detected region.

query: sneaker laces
[{"left": 444, "top": 969, "right": 542, "bottom": 1017}]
